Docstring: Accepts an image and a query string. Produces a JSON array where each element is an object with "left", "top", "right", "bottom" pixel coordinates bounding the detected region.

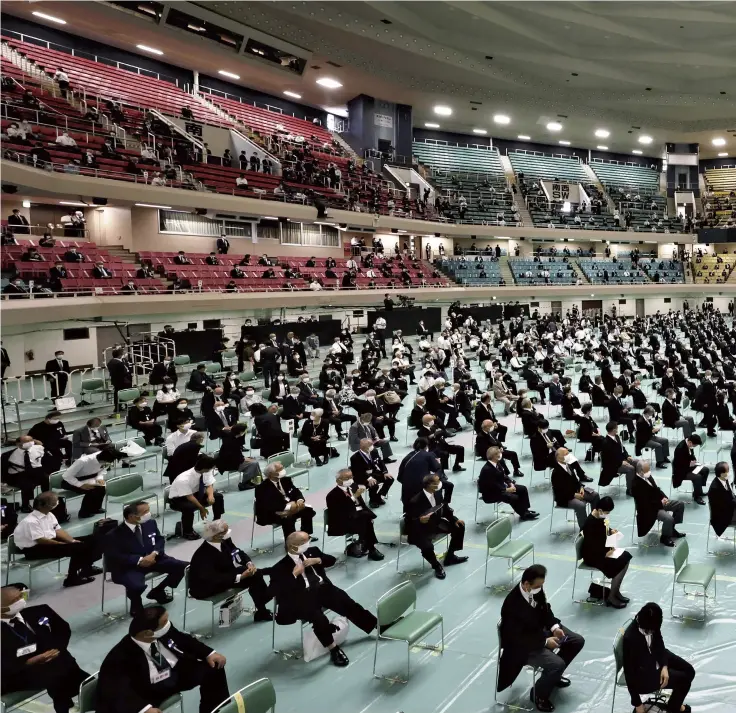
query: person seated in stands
[
  {"left": 274, "top": 181, "right": 287, "bottom": 197},
  {"left": 137, "top": 260, "right": 156, "bottom": 278},
  {"left": 125, "top": 155, "right": 142, "bottom": 175},
  {"left": 228, "top": 264, "right": 245, "bottom": 279},
  {"left": 63, "top": 246, "right": 84, "bottom": 263},
  {"left": 235, "top": 174, "right": 248, "bottom": 188},
  {"left": 239, "top": 253, "right": 251, "bottom": 266},
  {"left": 20, "top": 246, "right": 43, "bottom": 262},
  {"left": 150, "top": 172, "right": 165, "bottom": 186},
  {"left": 3, "top": 277, "right": 29, "bottom": 297},
  {"left": 30, "top": 142, "right": 52, "bottom": 167},
  {"left": 258, "top": 254, "right": 272, "bottom": 266},
  {"left": 55, "top": 131, "right": 78, "bottom": 149},
  {"left": 100, "top": 137, "right": 121, "bottom": 160},
  {"left": 188, "top": 519, "right": 273, "bottom": 620},
  {"left": 205, "top": 252, "right": 220, "bottom": 266},
  {"left": 171, "top": 275, "right": 191, "bottom": 292},
  {"left": 478, "top": 446, "right": 538, "bottom": 520},
  {"left": 181, "top": 105, "right": 194, "bottom": 120},
  {"left": 21, "top": 89, "right": 41, "bottom": 109},
  {"left": 127, "top": 396, "right": 164, "bottom": 445},
  {"left": 120, "top": 280, "right": 138, "bottom": 294},
  {"left": 92, "top": 261, "right": 113, "bottom": 278},
  {"left": 174, "top": 250, "right": 192, "bottom": 265}
]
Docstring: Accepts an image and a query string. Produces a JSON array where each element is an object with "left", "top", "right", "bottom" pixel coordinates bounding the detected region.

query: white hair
[
  {"left": 202, "top": 519, "right": 227, "bottom": 541},
  {"left": 312, "top": 408, "right": 323, "bottom": 418}
]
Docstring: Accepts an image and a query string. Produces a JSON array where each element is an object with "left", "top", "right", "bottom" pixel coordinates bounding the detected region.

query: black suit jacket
[
  {"left": 349, "top": 448, "right": 386, "bottom": 485},
  {"left": 632, "top": 473, "right": 667, "bottom": 535},
  {"left": 164, "top": 441, "right": 202, "bottom": 482},
  {"left": 530, "top": 431, "right": 558, "bottom": 471},
  {"left": 551, "top": 462, "right": 582, "bottom": 506},
  {"left": 397, "top": 449, "right": 442, "bottom": 505},
  {"left": 254, "top": 476, "right": 304, "bottom": 525},
  {"left": 325, "top": 484, "right": 375, "bottom": 536},
  {"left": 635, "top": 416, "right": 657, "bottom": 452},
  {"left": 672, "top": 440, "right": 697, "bottom": 488},
  {"left": 405, "top": 488, "right": 456, "bottom": 543},
  {"left": 97, "top": 625, "right": 214, "bottom": 713},
  {"left": 477, "top": 461, "right": 511, "bottom": 503},
  {"left": 149, "top": 361, "right": 177, "bottom": 385},
  {"left": 44, "top": 358, "right": 70, "bottom": 378},
  {"left": 661, "top": 399, "right": 682, "bottom": 427},
  {"left": 475, "top": 429, "right": 504, "bottom": 459},
  {"left": 103, "top": 520, "right": 167, "bottom": 580},
  {"left": 216, "top": 432, "right": 246, "bottom": 471},
  {"left": 107, "top": 357, "right": 132, "bottom": 389},
  {"left": 708, "top": 476, "right": 736, "bottom": 536},
  {"left": 600, "top": 435, "right": 629, "bottom": 486},
  {"left": 188, "top": 539, "right": 252, "bottom": 599},
  {"left": 205, "top": 406, "right": 238, "bottom": 440},
  {"left": 473, "top": 401, "right": 497, "bottom": 431},
  {"left": 622, "top": 620, "right": 669, "bottom": 707}
]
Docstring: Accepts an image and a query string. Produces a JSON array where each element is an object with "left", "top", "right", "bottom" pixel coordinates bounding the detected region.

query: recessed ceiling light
[
  {"left": 472, "top": 128, "right": 487, "bottom": 134},
  {"left": 433, "top": 105, "right": 452, "bottom": 116},
  {"left": 283, "top": 90, "right": 302, "bottom": 99},
  {"left": 638, "top": 135, "right": 653, "bottom": 144},
  {"left": 517, "top": 134, "right": 531, "bottom": 140},
  {"left": 32, "top": 11, "right": 66, "bottom": 24},
  {"left": 594, "top": 129, "right": 610, "bottom": 138},
  {"left": 493, "top": 114, "right": 511, "bottom": 125},
  {"left": 218, "top": 70, "right": 240, "bottom": 80},
  {"left": 59, "top": 201, "right": 88, "bottom": 206},
  {"left": 22, "top": 200, "right": 31, "bottom": 209},
  {"left": 136, "top": 44, "right": 163, "bottom": 56},
  {"left": 546, "top": 121, "right": 563, "bottom": 132},
  {"left": 712, "top": 137, "right": 726, "bottom": 146},
  {"left": 718, "top": 152, "right": 729, "bottom": 157},
  {"left": 134, "top": 203, "right": 173, "bottom": 209},
  {"left": 559, "top": 140, "right": 571, "bottom": 145},
  {"left": 316, "top": 77, "right": 342, "bottom": 89},
  {"left": 632, "top": 149, "right": 643, "bottom": 155},
  {"left": 261, "top": 217, "right": 278, "bottom": 221},
  {"left": 597, "top": 145, "right": 609, "bottom": 150},
  {"left": 424, "top": 122, "right": 440, "bottom": 128}
]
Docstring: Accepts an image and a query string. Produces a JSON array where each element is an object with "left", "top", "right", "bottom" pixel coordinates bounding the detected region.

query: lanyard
[{"left": 5, "top": 619, "right": 33, "bottom": 644}]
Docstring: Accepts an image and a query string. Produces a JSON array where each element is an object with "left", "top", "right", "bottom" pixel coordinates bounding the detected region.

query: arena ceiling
[{"left": 6, "top": 1, "right": 736, "bottom": 157}]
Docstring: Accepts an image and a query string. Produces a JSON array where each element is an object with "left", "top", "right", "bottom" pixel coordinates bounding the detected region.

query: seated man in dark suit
[
  {"left": 662, "top": 389, "right": 695, "bottom": 438},
  {"left": 632, "top": 460, "right": 685, "bottom": 547},
  {"left": 591, "top": 376, "right": 610, "bottom": 407},
  {"left": 205, "top": 401, "right": 238, "bottom": 441},
  {"left": 349, "top": 437, "right": 394, "bottom": 507},
  {"left": 529, "top": 419, "right": 571, "bottom": 472},
  {"left": 127, "top": 396, "right": 164, "bottom": 445},
  {"left": 622, "top": 603, "right": 695, "bottom": 713},
  {"left": 417, "top": 413, "right": 465, "bottom": 473},
  {"left": 325, "top": 469, "right": 383, "bottom": 560},
  {"left": 708, "top": 461, "right": 736, "bottom": 538},
  {"left": 1, "top": 584, "right": 90, "bottom": 713},
  {"left": 164, "top": 431, "right": 203, "bottom": 484},
  {"left": 215, "top": 424, "right": 261, "bottom": 487},
  {"left": 607, "top": 386, "right": 636, "bottom": 440},
  {"left": 188, "top": 519, "right": 273, "bottom": 621},
  {"left": 254, "top": 461, "right": 315, "bottom": 538},
  {"left": 635, "top": 407, "right": 670, "bottom": 468},
  {"left": 473, "top": 392, "right": 506, "bottom": 439},
  {"left": 96, "top": 606, "right": 229, "bottom": 713},
  {"left": 397, "top": 437, "right": 446, "bottom": 510},
  {"left": 253, "top": 403, "right": 291, "bottom": 459},
  {"left": 672, "top": 434, "right": 708, "bottom": 505},
  {"left": 498, "top": 564, "right": 585, "bottom": 713},
  {"left": 478, "top": 446, "right": 538, "bottom": 521},
  {"left": 475, "top": 419, "right": 523, "bottom": 478},
  {"left": 551, "top": 447, "right": 599, "bottom": 529},
  {"left": 103, "top": 501, "right": 187, "bottom": 615},
  {"left": 600, "top": 421, "right": 638, "bottom": 494},
  {"left": 548, "top": 374, "right": 564, "bottom": 406},
  {"left": 187, "top": 364, "right": 215, "bottom": 393},
  {"left": 270, "top": 531, "right": 377, "bottom": 667},
  {"left": 411, "top": 395, "right": 445, "bottom": 429},
  {"left": 405, "top": 474, "right": 467, "bottom": 580}
]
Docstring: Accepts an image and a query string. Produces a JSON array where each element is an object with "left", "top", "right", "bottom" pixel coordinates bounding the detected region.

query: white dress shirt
[
  {"left": 169, "top": 467, "right": 216, "bottom": 499},
  {"left": 62, "top": 453, "right": 106, "bottom": 487},
  {"left": 13, "top": 510, "right": 60, "bottom": 549},
  {"left": 8, "top": 444, "right": 45, "bottom": 472},
  {"left": 288, "top": 551, "right": 322, "bottom": 588},
  {"left": 518, "top": 583, "right": 561, "bottom": 633},
  {"left": 165, "top": 428, "right": 193, "bottom": 456},
  {"left": 424, "top": 490, "right": 436, "bottom": 508}
]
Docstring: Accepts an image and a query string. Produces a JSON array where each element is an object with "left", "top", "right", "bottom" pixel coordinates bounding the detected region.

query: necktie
[
  {"left": 197, "top": 476, "right": 205, "bottom": 498},
  {"left": 149, "top": 643, "right": 170, "bottom": 672},
  {"left": 134, "top": 525, "right": 143, "bottom": 546},
  {"left": 299, "top": 554, "right": 320, "bottom": 588},
  {"left": 24, "top": 449, "right": 32, "bottom": 471}
]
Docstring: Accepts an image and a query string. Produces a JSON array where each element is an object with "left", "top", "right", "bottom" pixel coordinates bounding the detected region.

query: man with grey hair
[
  {"left": 254, "top": 461, "right": 315, "bottom": 538},
  {"left": 325, "top": 469, "right": 383, "bottom": 560},
  {"left": 632, "top": 459, "right": 685, "bottom": 547},
  {"left": 321, "top": 388, "right": 356, "bottom": 441},
  {"left": 551, "top": 447, "right": 599, "bottom": 529},
  {"left": 348, "top": 411, "right": 396, "bottom": 463},
  {"left": 350, "top": 437, "right": 394, "bottom": 507},
  {"left": 188, "top": 519, "right": 273, "bottom": 620},
  {"left": 359, "top": 389, "right": 398, "bottom": 441}
]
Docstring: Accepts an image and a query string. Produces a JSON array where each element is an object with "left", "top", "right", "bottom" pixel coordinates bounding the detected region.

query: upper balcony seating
[
  {"left": 412, "top": 142, "right": 505, "bottom": 176},
  {"left": 509, "top": 152, "right": 587, "bottom": 182},
  {"left": 705, "top": 167, "right": 736, "bottom": 193},
  {"left": 509, "top": 257, "right": 577, "bottom": 285},
  {"left": 637, "top": 258, "right": 684, "bottom": 283},
  {"left": 590, "top": 160, "right": 660, "bottom": 193},
  {"left": 578, "top": 258, "right": 649, "bottom": 285},
  {"left": 437, "top": 256, "right": 505, "bottom": 286},
  {"left": 692, "top": 253, "right": 734, "bottom": 285}
]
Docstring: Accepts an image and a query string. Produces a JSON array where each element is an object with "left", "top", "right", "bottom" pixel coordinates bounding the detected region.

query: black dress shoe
[
  {"left": 254, "top": 608, "right": 274, "bottom": 622},
  {"left": 514, "top": 471, "right": 525, "bottom": 478},
  {"left": 63, "top": 575, "right": 95, "bottom": 588},
  {"left": 605, "top": 597, "right": 627, "bottom": 609},
  {"left": 672, "top": 529, "right": 686, "bottom": 538},
  {"left": 369, "top": 500, "right": 383, "bottom": 508},
  {"left": 19, "top": 505, "right": 32, "bottom": 513},
  {"left": 660, "top": 536, "right": 675, "bottom": 547},
  {"left": 617, "top": 594, "right": 630, "bottom": 603},
  {"left": 694, "top": 497, "right": 706, "bottom": 505},
  {"left": 384, "top": 458, "right": 397, "bottom": 464},
  {"left": 183, "top": 531, "right": 201, "bottom": 540},
  {"left": 556, "top": 676, "right": 571, "bottom": 688},
  {"left": 444, "top": 553, "right": 468, "bottom": 566},
  {"left": 389, "top": 437, "right": 398, "bottom": 442},
  {"left": 579, "top": 475, "right": 594, "bottom": 483},
  {"left": 80, "top": 565, "right": 103, "bottom": 576},
  {"left": 530, "top": 689, "right": 555, "bottom": 712},
  {"left": 309, "top": 536, "right": 319, "bottom": 542},
  {"left": 368, "top": 548, "right": 385, "bottom": 561},
  {"left": 329, "top": 645, "right": 349, "bottom": 667},
  {"left": 434, "top": 565, "right": 446, "bottom": 580},
  {"left": 337, "top": 434, "right": 346, "bottom": 441},
  {"left": 520, "top": 511, "right": 540, "bottom": 521},
  {"left": 147, "top": 588, "right": 174, "bottom": 604},
  {"left": 656, "top": 462, "right": 668, "bottom": 469},
  {"left": 452, "top": 465, "right": 466, "bottom": 472}
]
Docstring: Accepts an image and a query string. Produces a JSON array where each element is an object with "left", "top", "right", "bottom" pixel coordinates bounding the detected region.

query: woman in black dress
[
  {"left": 575, "top": 402, "right": 604, "bottom": 459},
  {"left": 581, "top": 496, "right": 632, "bottom": 608}
]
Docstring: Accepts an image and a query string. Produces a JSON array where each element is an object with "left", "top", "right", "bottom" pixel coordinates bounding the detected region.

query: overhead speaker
[
  {"left": 92, "top": 197, "right": 107, "bottom": 205},
  {"left": 195, "top": 208, "right": 208, "bottom": 215},
  {"left": 434, "top": 232, "right": 440, "bottom": 238},
  {"left": 1, "top": 185, "right": 18, "bottom": 194},
  {"left": 391, "top": 228, "right": 398, "bottom": 234}
]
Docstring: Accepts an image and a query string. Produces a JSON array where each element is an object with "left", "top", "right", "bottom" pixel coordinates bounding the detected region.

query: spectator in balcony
[
  {"left": 249, "top": 153, "right": 261, "bottom": 172},
  {"left": 238, "top": 150, "right": 248, "bottom": 167},
  {"left": 140, "top": 143, "right": 156, "bottom": 162},
  {"left": 125, "top": 156, "right": 142, "bottom": 175},
  {"left": 81, "top": 150, "right": 98, "bottom": 169},
  {"left": 49, "top": 261, "right": 68, "bottom": 291},
  {"left": 258, "top": 254, "right": 272, "bottom": 266},
  {"left": 150, "top": 172, "right": 165, "bottom": 187},
  {"left": 29, "top": 142, "right": 51, "bottom": 168},
  {"left": 21, "top": 89, "right": 41, "bottom": 109},
  {"left": 5, "top": 122, "right": 28, "bottom": 145},
  {"left": 64, "top": 159, "right": 81, "bottom": 175},
  {"left": 181, "top": 105, "right": 194, "bottom": 121},
  {"left": 205, "top": 252, "right": 220, "bottom": 266},
  {"left": 174, "top": 251, "right": 192, "bottom": 265},
  {"left": 3, "top": 277, "right": 29, "bottom": 298},
  {"left": 274, "top": 182, "right": 286, "bottom": 198},
  {"left": 121, "top": 281, "right": 139, "bottom": 295},
  {"left": 230, "top": 265, "right": 245, "bottom": 279},
  {"left": 100, "top": 138, "right": 121, "bottom": 161},
  {"left": 262, "top": 267, "right": 276, "bottom": 279},
  {"left": 63, "top": 246, "right": 85, "bottom": 263},
  {"left": 83, "top": 105, "right": 100, "bottom": 123},
  {"left": 325, "top": 265, "right": 338, "bottom": 279},
  {"left": 56, "top": 131, "right": 78, "bottom": 150},
  {"left": 92, "top": 261, "right": 113, "bottom": 279},
  {"left": 225, "top": 280, "right": 239, "bottom": 293},
  {"left": 53, "top": 67, "right": 70, "bottom": 97},
  {"left": 239, "top": 254, "right": 252, "bottom": 266},
  {"left": 137, "top": 260, "right": 156, "bottom": 279},
  {"left": 235, "top": 174, "right": 248, "bottom": 189},
  {"left": 309, "top": 277, "right": 323, "bottom": 291},
  {"left": 222, "top": 149, "right": 232, "bottom": 166},
  {"left": 7, "top": 209, "right": 30, "bottom": 234}
]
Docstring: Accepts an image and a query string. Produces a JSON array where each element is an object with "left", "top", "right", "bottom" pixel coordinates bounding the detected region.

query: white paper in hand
[
  {"left": 609, "top": 548, "right": 625, "bottom": 559},
  {"left": 605, "top": 531, "right": 624, "bottom": 547}
]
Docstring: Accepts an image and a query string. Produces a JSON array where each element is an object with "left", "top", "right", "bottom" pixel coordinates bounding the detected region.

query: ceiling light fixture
[
  {"left": 32, "top": 11, "right": 66, "bottom": 24},
  {"left": 597, "top": 145, "right": 609, "bottom": 150},
  {"left": 493, "top": 114, "right": 510, "bottom": 124},
  {"left": 433, "top": 105, "right": 452, "bottom": 116},
  {"left": 135, "top": 203, "right": 173, "bottom": 209},
  {"left": 316, "top": 77, "right": 342, "bottom": 89},
  {"left": 59, "top": 201, "right": 88, "bottom": 206},
  {"left": 136, "top": 44, "right": 163, "bottom": 55},
  {"left": 632, "top": 149, "right": 643, "bottom": 155},
  {"left": 261, "top": 216, "right": 278, "bottom": 221},
  {"left": 718, "top": 152, "right": 729, "bottom": 157},
  {"left": 22, "top": 200, "right": 31, "bottom": 209},
  {"left": 472, "top": 128, "right": 487, "bottom": 134},
  {"left": 218, "top": 70, "right": 240, "bottom": 80},
  {"left": 594, "top": 129, "right": 610, "bottom": 138},
  {"left": 186, "top": 24, "right": 206, "bottom": 32},
  {"left": 324, "top": 106, "right": 348, "bottom": 117},
  {"left": 283, "top": 90, "right": 302, "bottom": 99},
  {"left": 424, "top": 122, "right": 440, "bottom": 128},
  {"left": 517, "top": 134, "right": 531, "bottom": 140},
  {"left": 546, "top": 121, "right": 563, "bottom": 132},
  {"left": 638, "top": 135, "right": 653, "bottom": 144},
  {"left": 712, "top": 137, "right": 726, "bottom": 146},
  {"left": 559, "top": 140, "right": 571, "bottom": 145}
]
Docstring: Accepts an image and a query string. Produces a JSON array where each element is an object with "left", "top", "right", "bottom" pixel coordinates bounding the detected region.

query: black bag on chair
[
  {"left": 588, "top": 582, "right": 611, "bottom": 601},
  {"left": 93, "top": 518, "right": 118, "bottom": 538}
]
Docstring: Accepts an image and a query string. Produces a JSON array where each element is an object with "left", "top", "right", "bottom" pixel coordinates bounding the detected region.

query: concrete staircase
[
  {"left": 570, "top": 259, "right": 590, "bottom": 283},
  {"left": 498, "top": 256, "right": 515, "bottom": 285},
  {"left": 331, "top": 131, "right": 360, "bottom": 160},
  {"left": 106, "top": 246, "right": 171, "bottom": 289},
  {"left": 582, "top": 163, "right": 616, "bottom": 213},
  {"left": 498, "top": 155, "right": 533, "bottom": 227}
]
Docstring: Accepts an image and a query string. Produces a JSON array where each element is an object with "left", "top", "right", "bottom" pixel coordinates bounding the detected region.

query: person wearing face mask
[
  {"left": 672, "top": 434, "right": 708, "bottom": 505},
  {"left": 600, "top": 421, "right": 639, "bottom": 494},
  {"left": 552, "top": 448, "right": 600, "bottom": 529},
  {"left": 269, "top": 372, "right": 289, "bottom": 405},
  {"left": 662, "top": 388, "right": 695, "bottom": 438},
  {"left": 164, "top": 431, "right": 205, "bottom": 484},
  {"left": 205, "top": 399, "right": 238, "bottom": 441},
  {"left": 635, "top": 406, "right": 670, "bottom": 469},
  {"left": 3, "top": 435, "right": 50, "bottom": 512},
  {"left": 44, "top": 350, "right": 70, "bottom": 400},
  {"left": 632, "top": 460, "right": 685, "bottom": 547},
  {"left": 153, "top": 377, "right": 179, "bottom": 418},
  {"left": 238, "top": 386, "right": 261, "bottom": 414},
  {"left": 406, "top": 474, "right": 467, "bottom": 579},
  {"left": 167, "top": 400, "right": 194, "bottom": 432},
  {"left": 358, "top": 389, "right": 398, "bottom": 441},
  {"left": 270, "top": 530, "right": 378, "bottom": 667},
  {"left": 164, "top": 417, "right": 196, "bottom": 456},
  {"left": 299, "top": 409, "right": 334, "bottom": 466},
  {"left": 97, "top": 605, "right": 228, "bottom": 713},
  {"left": 475, "top": 420, "right": 524, "bottom": 478},
  {"left": 187, "top": 363, "right": 216, "bottom": 394},
  {"left": 168, "top": 455, "right": 225, "bottom": 541},
  {"left": 349, "top": 438, "right": 394, "bottom": 507},
  {"left": 255, "top": 462, "right": 315, "bottom": 538},
  {"left": 215, "top": 423, "right": 262, "bottom": 489},
  {"left": 321, "top": 388, "right": 356, "bottom": 440},
  {"left": 297, "top": 373, "right": 321, "bottom": 407},
  {"left": 128, "top": 396, "right": 164, "bottom": 446},
  {"left": 28, "top": 411, "right": 73, "bottom": 472},
  {"left": 1, "top": 584, "right": 89, "bottom": 713},
  {"left": 581, "top": 496, "right": 632, "bottom": 608},
  {"left": 62, "top": 448, "right": 121, "bottom": 518},
  {"left": 707, "top": 461, "right": 736, "bottom": 538},
  {"left": 498, "top": 564, "right": 585, "bottom": 712},
  {"left": 622, "top": 602, "right": 695, "bottom": 713},
  {"left": 71, "top": 417, "right": 112, "bottom": 459},
  {"left": 418, "top": 413, "right": 466, "bottom": 473},
  {"left": 104, "top": 502, "right": 187, "bottom": 616},
  {"left": 187, "top": 519, "right": 273, "bottom": 620},
  {"left": 325, "top": 469, "right": 384, "bottom": 560},
  {"left": 478, "top": 447, "right": 537, "bottom": 521},
  {"left": 693, "top": 370, "right": 718, "bottom": 437}
]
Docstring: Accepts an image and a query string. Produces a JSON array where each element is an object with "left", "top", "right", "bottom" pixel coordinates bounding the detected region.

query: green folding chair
[
  {"left": 267, "top": 450, "right": 310, "bottom": 490},
  {"left": 670, "top": 539, "right": 716, "bottom": 620},
  {"left": 118, "top": 388, "right": 141, "bottom": 432},
  {"left": 5, "top": 534, "right": 64, "bottom": 587},
  {"left": 484, "top": 517, "right": 534, "bottom": 589},
  {"left": 49, "top": 470, "right": 85, "bottom": 503},
  {"left": 239, "top": 371, "right": 257, "bottom": 382},
  {"left": 250, "top": 499, "right": 281, "bottom": 554},
  {"left": 495, "top": 617, "right": 541, "bottom": 711},
  {"left": 114, "top": 436, "right": 160, "bottom": 472},
  {"left": 373, "top": 580, "right": 443, "bottom": 683},
  {"left": 210, "top": 678, "right": 276, "bottom": 713},
  {"left": 77, "top": 671, "right": 182, "bottom": 712},
  {"left": 321, "top": 508, "right": 357, "bottom": 565},
  {"left": 103, "top": 473, "right": 160, "bottom": 517},
  {"left": 395, "top": 515, "right": 448, "bottom": 575},
  {"left": 1, "top": 690, "right": 45, "bottom": 712},
  {"left": 571, "top": 533, "right": 610, "bottom": 604},
  {"left": 79, "top": 378, "right": 109, "bottom": 405}
]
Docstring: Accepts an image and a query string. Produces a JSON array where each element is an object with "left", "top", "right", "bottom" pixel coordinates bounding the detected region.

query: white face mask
[
  {"left": 177, "top": 404, "right": 188, "bottom": 410},
  {"left": 434, "top": 483, "right": 443, "bottom": 493},
  {"left": 215, "top": 406, "right": 226, "bottom": 413},
  {"left": 140, "top": 402, "right": 148, "bottom": 409},
  {"left": 368, "top": 445, "right": 375, "bottom": 452},
  {"left": 139, "top": 512, "right": 152, "bottom": 523},
  {"left": 563, "top": 453, "right": 575, "bottom": 465},
  {"left": 179, "top": 422, "right": 192, "bottom": 431},
  {"left": 223, "top": 528, "right": 233, "bottom": 540},
  {"left": 245, "top": 391, "right": 254, "bottom": 397},
  {"left": 4, "top": 598, "right": 26, "bottom": 617},
  {"left": 342, "top": 479, "right": 354, "bottom": 488},
  {"left": 720, "top": 472, "right": 730, "bottom": 480},
  {"left": 151, "top": 620, "right": 171, "bottom": 639},
  {"left": 529, "top": 586, "right": 542, "bottom": 596},
  {"left": 21, "top": 441, "right": 33, "bottom": 450},
  {"left": 541, "top": 428, "right": 549, "bottom": 434},
  {"left": 49, "top": 419, "right": 60, "bottom": 425},
  {"left": 295, "top": 542, "right": 309, "bottom": 554},
  {"left": 278, "top": 376, "right": 284, "bottom": 380}
]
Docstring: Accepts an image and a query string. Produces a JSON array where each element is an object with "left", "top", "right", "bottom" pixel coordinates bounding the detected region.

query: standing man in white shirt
[
  {"left": 12, "top": 491, "right": 103, "bottom": 587},
  {"left": 61, "top": 449, "right": 119, "bottom": 518},
  {"left": 167, "top": 455, "right": 224, "bottom": 541}
]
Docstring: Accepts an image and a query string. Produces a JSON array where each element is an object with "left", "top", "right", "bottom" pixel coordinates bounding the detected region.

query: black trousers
[
  {"left": 502, "top": 449, "right": 521, "bottom": 473},
  {"left": 373, "top": 416, "right": 396, "bottom": 439},
  {"left": 64, "top": 482, "right": 106, "bottom": 517},
  {"left": 114, "top": 554, "right": 187, "bottom": 607},
  {"left": 325, "top": 412, "right": 356, "bottom": 434},
  {"left": 633, "top": 650, "right": 694, "bottom": 712},
  {"left": 435, "top": 443, "right": 464, "bottom": 469},
  {"left": 295, "top": 581, "right": 377, "bottom": 648},
  {"left": 170, "top": 492, "right": 225, "bottom": 534},
  {"left": 137, "top": 423, "right": 162, "bottom": 444},
  {"left": 345, "top": 511, "right": 379, "bottom": 550},
  {"left": 2, "top": 650, "right": 88, "bottom": 713},
  {"left": 262, "top": 362, "right": 279, "bottom": 387},
  {"left": 368, "top": 473, "right": 394, "bottom": 504},
  {"left": 526, "top": 626, "right": 585, "bottom": 700},
  {"left": 495, "top": 485, "right": 531, "bottom": 515},
  {"left": 411, "top": 518, "right": 465, "bottom": 568},
  {"left": 48, "top": 374, "right": 68, "bottom": 399},
  {"left": 148, "top": 657, "right": 229, "bottom": 713},
  {"left": 275, "top": 506, "right": 315, "bottom": 537},
  {"left": 21, "top": 534, "right": 101, "bottom": 577},
  {"left": 4, "top": 469, "right": 49, "bottom": 507}
]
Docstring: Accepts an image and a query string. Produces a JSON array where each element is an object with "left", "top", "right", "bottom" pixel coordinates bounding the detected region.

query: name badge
[
  {"left": 151, "top": 669, "right": 171, "bottom": 684},
  {"left": 17, "top": 643, "right": 37, "bottom": 657},
  {"left": 366, "top": 469, "right": 373, "bottom": 475}
]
